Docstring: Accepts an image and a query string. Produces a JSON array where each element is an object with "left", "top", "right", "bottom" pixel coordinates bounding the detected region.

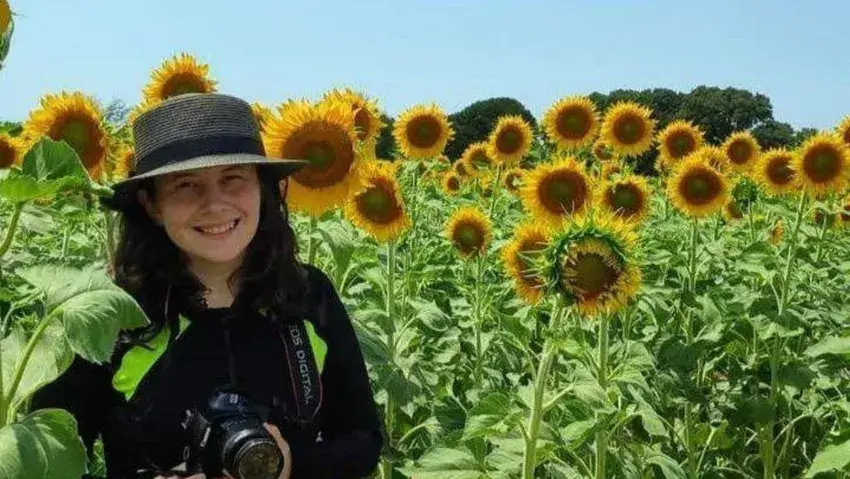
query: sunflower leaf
[{"left": 20, "top": 138, "right": 89, "bottom": 183}]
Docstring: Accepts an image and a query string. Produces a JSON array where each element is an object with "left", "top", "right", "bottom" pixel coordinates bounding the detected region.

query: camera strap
[{"left": 278, "top": 320, "right": 322, "bottom": 426}]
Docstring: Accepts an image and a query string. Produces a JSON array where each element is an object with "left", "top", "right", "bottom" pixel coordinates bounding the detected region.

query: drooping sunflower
[
  {"left": 666, "top": 152, "right": 730, "bottom": 218},
  {"left": 445, "top": 206, "right": 492, "bottom": 258},
  {"left": 453, "top": 159, "right": 470, "bottom": 178},
  {"left": 343, "top": 160, "right": 410, "bottom": 243},
  {"left": 442, "top": 171, "right": 461, "bottom": 195},
  {"left": 503, "top": 167, "right": 524, "bottom": 193},
  {"left": 790, "top": 132, "right": 850, "bottom": 198},
  {"left": 393, "top": 103, "right": 454, "bottom": 159},
  {"left": 460, "top": 142, "right": 493, "bottom": 176},
  {"left": 542, "top": 213, "right": 641, "bottom": 318},
  {"left": 142, "top": 53, "right": 218, "bottom": 106},
  {"left": 264, "top": 100, "right": 359, "bottom": 217},
  {"left": 657, "top": 120, "right": 705, "bottom": 168},
  {"left": 0, "top": 133, "right": 22, "bottom": 169},
  {"left": 753, "top": 149, "right": 797, "bottom": 196},
  {"left": 1, "top": 0, "right": 11, "bottom": 34},
  {"left": 321, "top": 88, "right": 383, "bottom": 145},
  {"left": 836, "top": 115, "right": 850, "bottom": 147},
  {"left": 251, "top": 102, "right": 276, "bottom": 133},
  {"left": 22, "top": 91, "right": 109, "bottom": 179},
  {"left": 722, "top": 131, "right": 761, "bottom": 173},
  {"left": 487, "top": 115, "right": 534, "bottom": 166},
  {"left": 723, "top": 199, "right": 744, "bottom": 221},
  {"left": 520, "top": 155, "right": 593, "bottom": 227},
  {"left": 597, "top": 175, "right": 651, "bottom": 224},
  {"left": 592, "top": 140, "right": 615, "bottom": 162},
  {"left": 600, "top": 101, "right": 656, "bottom": 158},
  {"left": 501, "top": 221, "right": 551, "bottom": 305},
  {"left": 542, "top": 96, "right": 600, "bottom": 150}
]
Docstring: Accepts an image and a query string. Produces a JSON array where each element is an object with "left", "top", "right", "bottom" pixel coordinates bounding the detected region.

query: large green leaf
[
  {"left": 645, "top": 449, "right": 686, "bottom": 479},
  {"left": 0, "top": 171, "right": 84, "bottom": 204},
  {"left": 805, "top": 437, "right": 850, "bottom": 477},
  {"left": 397, "top": 447, "right": 486, "bottom": 479},
  {"left": 1, "top": 323, "right": 72, "bottom": 412},
  {"left": 20, "top": 138, "right": 89, "bottom": 183},
  {"left": 0, "top": 409, "right": 87, "bottom": 479},
  {"left": 804, "top": 336, "right": 850, "bottom": 359},
  {"left": 17, "top": 265, "right": 149, "bottom": 363}
]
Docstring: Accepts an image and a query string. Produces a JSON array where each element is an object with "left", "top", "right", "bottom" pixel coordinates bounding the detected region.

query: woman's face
[{"left": 139, "top": 164, "right": 262, "bottom": 269}]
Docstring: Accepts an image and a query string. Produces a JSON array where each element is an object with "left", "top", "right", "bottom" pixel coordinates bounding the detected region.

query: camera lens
[{"left": 232, "top": 439, "right": 283, "bottom": 479}]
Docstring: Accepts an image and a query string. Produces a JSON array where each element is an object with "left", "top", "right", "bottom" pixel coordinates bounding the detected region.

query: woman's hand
[{"left": 155, "top": 424, "right": 292, "bottom": 479}]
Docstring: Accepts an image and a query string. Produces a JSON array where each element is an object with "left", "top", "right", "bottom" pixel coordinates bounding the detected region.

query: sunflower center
[
  {"left": 679, "top": 169, "right": 722, "bottom": 205},
  {"left": 725, "top": 201, "right": 743, "bottom": 219},
  {"left": 356, "top": 181, "right": 401, "bottom": 224},
  {"left": 161, "top": 74, "right": 209, "bottom": 99},
  {"left": 803, "top": 145, "right": 841, "bottom": 183},
  {"left": 287, "top": 123, "right": 355, "bottom": 188},
  {"left": 496, "top": 126, "right": 524, "bottom": 155},
  {"left": 453, "top": 222, "right": 485, "bottom": 254},
  {"left": 556, "top": 107, "right": 591, "bottom": 139},
  {"left": 539, "top": 171, "right": 588, "bottom": 216},
  {"left": 353, "top": 107, "right": 372, "bottom": 142},
  {"left": 594, "top": 144, "right": 612, "bottom": 161},
  {"left": 505, "top": 172, "right": 520, "bottom": 190},
  {"left": 406, "top": 116, "right": 441, "bottom": 149},
  {"left": 766, "top": 157, "right": 794, "bottom": 185},
  {"left": 613, "top": 114, "right": 646, "bottom": 145},
  {"left": 48, "top": 114, "right": 104, "bottom": 171},
  {"left": 454, "top": 162, "right": 468, "bottom": 176},
  {"left": 60, "top": 120, "right": 92, "bottom": 152},
  {"left": 728, "top": 140, "right": 753, "bottom": 165},
  {"left": 668, "top": 132, "right": 696, "bottom": 158},
  {"left": 608, "top": 184, "right": 642, "bottom": 216},
  {"left": 447, "top": 176, "right": 460, "bottom": 191},
  {"left": 564, "top": 252, "right": 620, "bottom": 300},
  {"left": 0, "top": 140, "right": 14, "bottom": 169}
]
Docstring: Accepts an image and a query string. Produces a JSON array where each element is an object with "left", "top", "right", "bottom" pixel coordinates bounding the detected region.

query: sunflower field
[{"left": 1, "top": 49, "right": 850, "bottom": 479}]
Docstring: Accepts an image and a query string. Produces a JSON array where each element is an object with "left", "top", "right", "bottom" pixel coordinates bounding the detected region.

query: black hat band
[{"left": 134, "top": 135, "right": 266, "bottom": 176}]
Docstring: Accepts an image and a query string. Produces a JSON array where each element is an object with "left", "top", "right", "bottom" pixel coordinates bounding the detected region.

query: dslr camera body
[{"left": 180, "top": 387, "right": 284, "bottom": 479}]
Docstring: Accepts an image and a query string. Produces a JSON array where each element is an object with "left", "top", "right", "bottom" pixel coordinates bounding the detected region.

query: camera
[{"left": 181, "top": 387, "right": 284, "bottom": 479}]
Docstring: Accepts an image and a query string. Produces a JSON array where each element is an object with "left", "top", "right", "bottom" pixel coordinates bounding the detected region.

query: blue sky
[{"left": 1, "top": 0, "right": 848, "bottom": 130}]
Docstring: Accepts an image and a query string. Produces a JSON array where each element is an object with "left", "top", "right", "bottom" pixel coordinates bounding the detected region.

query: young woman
[{"left": 31, "top": 93, "right": 383, "bottom": 479}]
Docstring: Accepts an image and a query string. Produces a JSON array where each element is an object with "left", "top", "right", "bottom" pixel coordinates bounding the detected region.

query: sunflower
[
  {"left": 600, "top": 161, "right": 623, "bottom": 180},
  {"left": 657, "top": 120, "right": 704, "bottom": 168},
  {"left": 542, "top": 213, "right": 641, "bottom": 318},
  {"left": 753, "top": 149, "right": 796, "bottom": 196},
  {"left": 723, "top": 199, "right": 744, "bottom": 221},
  {"left": 321, "top": 88, "right": 383, "bottom": 144},
  {"left": 597, "top": 175, "right": 651, "bottom": 223},
  {"left": 770, "top": 218, "right": 784, "bottom": 245},
  {"left": 393, "top": 103, "right": 453, "bottom": 159},
  {"left": 700, "top": 146, "right": 729, "bottom": 174},
  {"left": 501, "top": 221, "right": 551, "bottom": 305},
  {"left": 503, "top": 167, "right": 524, "bottom": 193},
  {"left": 666, "top": 153, "right": 730, "bottom": 218},
  {"left": 790, "top": 132, "right": 850, "bottom": 198},
  {"left": 445, "top": 206, "right": 492, "bottom": 258},
  {"left": 460, "top": 142, "right": 493, "bottom": 176},
  {"left": 1, "top": 0, "right": 10, "bottom": 34},
  {"left": 344, "top": 160, "right": 410, "bottom": 243},
  {"left": 592, "top": 140, "right": 615, "bottom": 162},
  {"left": 0, "top": 133, "right": 22, "bottom": 169},
  {"left": 113, "top": 146, "right": 135, "bottom": 180},
  {"left": 251, "top": 102, "right": 276, "bottom": 133},
  {"left": 542, "top": 96, "right": 600, "bottom": 150},
  {"left": 487, "top": 115, "right": 533, "bottom": 166},
  {"left": 264, "top": 100, "right": 358, "bottom": 217},
  {"left": 142, "top": 53, "right": 217, "bottom": 106},
  {"left": 838, "top": 196, "right": 850, "bottom": 228},
  {"left": 722, "top": 131, "right": 760, "bottom": 173},
  {"left": 22, "top": 91, "right": 109, "bottom": 179},
  {"left": 453, "top": 159, "right": 470, "bottom": 178},
  {"left": 520, "top": 155, "right": 593, "bottom": 227},
  {"left": 836, "top": 115, "right": 850, "bottom": 147},
  {"left": 442, "top": 171, "right": 461, "bottom": 195},
  {"left": 812, "top": 207, "right": 836, "bottom": 229},
  {"left": 600, "top": 102, "right": 655, "bottom": 158}
]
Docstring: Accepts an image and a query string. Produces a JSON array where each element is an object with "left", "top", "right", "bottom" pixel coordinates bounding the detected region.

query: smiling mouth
[{"left": 194, "top": 219, "right": 240, "bottom": 236}]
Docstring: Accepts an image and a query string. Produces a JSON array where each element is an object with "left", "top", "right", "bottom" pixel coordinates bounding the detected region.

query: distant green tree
[
  {"left": 676, "top": 86, "right": 773, "bottom": 144},
  {"left": 752, "top": 120, "right": 796, "bottom": 150},
  {"left": 793, "top": 128, "right": 818, "bottom": 147},
  {"left": 444, "top": 97, "right": 537, "bottom": 160},
  {"left": 376, "top": 113, "right": 396, "bottom": 159}
]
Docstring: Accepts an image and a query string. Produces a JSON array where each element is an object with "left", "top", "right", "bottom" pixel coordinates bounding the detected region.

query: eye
[{"left": 176, "top": 179, "right": 198, "bottom": 190}]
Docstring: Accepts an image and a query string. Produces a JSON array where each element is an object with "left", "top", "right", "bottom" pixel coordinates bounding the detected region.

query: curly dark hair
[{"left": 112, "top": 167, "right": 310, "bottom": 345}]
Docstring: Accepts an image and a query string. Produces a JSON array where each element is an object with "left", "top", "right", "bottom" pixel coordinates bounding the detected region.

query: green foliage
[
  {"left": 0, "top": 409, "right": 87, "bottom": 479},
  {"left": 444, "top": 97, "right": 537, "bottom": 161},
  {"left": 376, "top": 113, "right": 397, "bottom": 160}
]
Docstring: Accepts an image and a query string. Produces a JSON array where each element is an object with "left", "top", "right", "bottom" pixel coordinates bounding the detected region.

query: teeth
[{"left": 199, "top": 220, "right": 237, "bottom": 235}]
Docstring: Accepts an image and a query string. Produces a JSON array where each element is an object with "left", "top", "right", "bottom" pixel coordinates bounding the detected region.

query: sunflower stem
[
  {"left": 683, "top": 216, "right": 701, "bottom": 478},
  {"left": 762, "top": 192, "right": 807, "bottom": 479},
  {"left": 594, "top": 312, "right": 610, "bottom": 479},
  {"left": 521, "top": 300, "right": 565, "bottom": 479},
  {"left": 0, "top": 202, "right": 24, "bottom": 264},
  {"left": 747, "top": 202, "right": 756, "bottom": 244},
  {"left": 380, "top": 240, "right": 398, "bottom": 479},
  {"left": 813, "top": 214, "right": 828, "bottom": 263},
  {"left": 306, "top": 216, "right": 318, "bottom": 265},
  {"left": 103, "top": 209, "right": 116, "bottom": 272},
  {"left": 488, "top": 164, "right": 503, "bottom": 222},
  {"left": 473, "top": 253, "right": 485, "bottom": 385}
]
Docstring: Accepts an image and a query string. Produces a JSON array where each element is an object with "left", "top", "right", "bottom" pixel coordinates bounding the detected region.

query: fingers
[{"left": 263, "top": 423, "right": 293, "bottom": 479}]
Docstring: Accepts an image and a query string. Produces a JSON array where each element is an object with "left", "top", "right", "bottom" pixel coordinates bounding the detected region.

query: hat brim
[{"left": 100, "top": 153, "right": 308, "bottom": 212}]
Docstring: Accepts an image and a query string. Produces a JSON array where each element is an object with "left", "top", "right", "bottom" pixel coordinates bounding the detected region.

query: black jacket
[{"left": 31, "top": 265, "right": 383, "bottom": 478}]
